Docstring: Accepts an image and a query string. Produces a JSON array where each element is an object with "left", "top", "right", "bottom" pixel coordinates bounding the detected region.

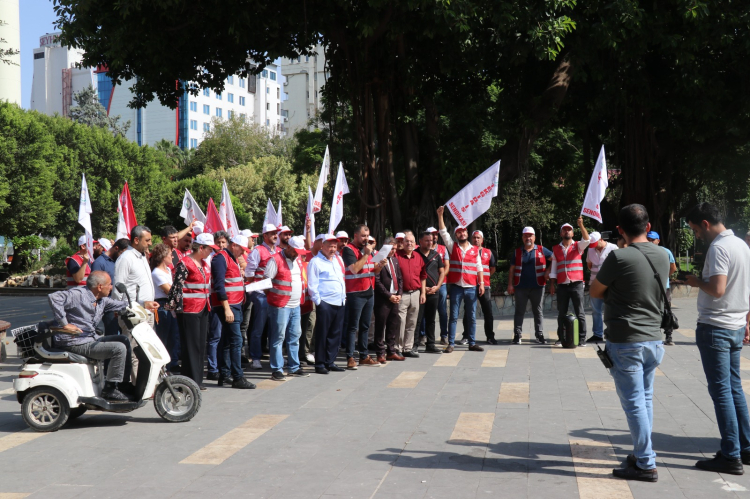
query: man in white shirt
[
  {"left": 685, "top": 202, "right": 750, "bottom": 475},
  {"left": 113, "top": 225, "right": 155, "bottom": 382},
  {"left": 549, "top": 217, "right": 590, "bottom": 346},
  {"left": 586, "top": 231, "right": 617, "bottom": 343}
]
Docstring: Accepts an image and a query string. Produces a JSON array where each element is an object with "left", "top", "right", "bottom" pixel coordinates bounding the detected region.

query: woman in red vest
[{"left": 166, "top": 232, "right": 216, "bottom": 389}]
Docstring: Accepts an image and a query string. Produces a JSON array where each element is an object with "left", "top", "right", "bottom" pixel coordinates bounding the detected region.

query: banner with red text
[
  {"left": 444, "top": 160, "right": 500, "bottom": 227},
  {"left": 580, "top": 145, "right": 608, "bottom": 223}
]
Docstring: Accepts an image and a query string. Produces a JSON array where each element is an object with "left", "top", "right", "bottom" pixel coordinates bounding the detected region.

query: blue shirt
[
  {"left": 48, "top": 287, "right": 127, "bottom": 346},
  {"left": 662, "top": 247, "right": 675, "bottom": 289},
  {"left": 91, "top": 253, "right": 115, "bottom": 289},
  {"left": 307, "top": 252, "right": 347, "bottom": 306},
  {"left": 512, "top": 245, "right": 553, "bottom": 289}
]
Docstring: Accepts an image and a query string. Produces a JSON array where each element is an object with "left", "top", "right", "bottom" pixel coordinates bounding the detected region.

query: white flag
[
  {"left": 328, "top": 162, "right": 349, "bottom": 234},
  {"left": 304, "top": 185, "right": 316, "bottom": 239},
  {"left": 263, "top": 199, "right": 277, "bottom": 229},
  {"left": 313, "top": 145, "right": 330, "bottom": 213},
  {"left": 276, "top": 200, "right": 283, "bottom": 230},
  {"left": 444, "top": 160, "right": 500, "bottom": 227},
  {"left": 219, "top": 180, "right": 239, "bottom": 237},
  {"left": 179, "top": 188, "right": 206, "bottom": 227},
  {"left": 580, "top": 146, "right": 608, "bottom": 223},
  {"left": 78, "top": 174, "right": 94, "bottom": 263}
]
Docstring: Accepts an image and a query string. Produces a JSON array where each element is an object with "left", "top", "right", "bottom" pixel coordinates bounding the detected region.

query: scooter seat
[{"left": 32, "top": 342, "right": 98, "bottom": 365}]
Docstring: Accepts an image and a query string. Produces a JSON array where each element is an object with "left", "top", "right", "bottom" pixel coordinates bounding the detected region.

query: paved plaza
[{"left": 0, "top": 295, "right": 748, "bottom": 498}]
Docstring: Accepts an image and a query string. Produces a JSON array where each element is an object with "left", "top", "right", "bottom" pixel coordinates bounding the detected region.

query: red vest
[
  {"left": 552, "top": 242, "right": 584, "bottom": 283},
  {"left": 300, "top": 255, "right": 314, "bottom": 314},
  {"left": 446, "top": 244, "right": 480, "bottom": 286},
  {"left": 344, "top": 243, "right": 374, "bottom": 293},
  {"left": 266, "top": 252, "right": 308, "bottom": 308},
  {"left": 251, "top": 244, "right": 276, "bottom": 282},
  {"left": 65, "top": 253, "right": 90, "bottom": 288},
  {"left": 479, "top": 248, "right": 492, "bottom": 287},
  {"left": 513, "top": 246, "right": 547, "bottom": 286},
  {"left": 210, "top": 249, "right": 245, "bottom": 307},
  {"left": 436, "top": 244, "right": 449, "bottom": 262},
  {"left": 181, "top": 256, "right": 211, "bottom": 313}
]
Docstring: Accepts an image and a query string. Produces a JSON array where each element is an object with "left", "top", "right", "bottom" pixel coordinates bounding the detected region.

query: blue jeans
[
  {"left": 247, "top": 292, "right": 268, "bottom": 361},
  {"left": 268, "top": 306, "right": 301, "bottom": 373},
  {"left": 345, "top": 292, "right": 374, "bottom": 359},
  {"left": 591, "top": 297, "right": 604, "bottom": 338},
  {"left": 448, "top": 285, "right": 477, "bottom": 346},
  {"left": 607, "top": 340, "right": 664, "bottom": 470},
  {"left": 217, "top": 305, "right": 243, "bottom": 381},
  {"left": 206, "top": 310, "right": 222, "bottom": 374},
  {"left": 155, "top": 308, "right": 180, "bottom": 371},
  {"left": 438, "top": 284, "right": 448, "bottom": 337},
  {"left": 696, "top": 323, "right": 750, "bottom": 459}
]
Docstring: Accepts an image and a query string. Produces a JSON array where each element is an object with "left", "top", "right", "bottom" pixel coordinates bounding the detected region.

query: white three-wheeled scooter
[{"left": 12, "top": 284, "right": 201, "bottom": 431}]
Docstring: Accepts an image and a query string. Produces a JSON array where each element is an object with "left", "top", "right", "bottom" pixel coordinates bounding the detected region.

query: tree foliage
[{"left": 69, "top": 85, "right": 131, "bottom": 137}]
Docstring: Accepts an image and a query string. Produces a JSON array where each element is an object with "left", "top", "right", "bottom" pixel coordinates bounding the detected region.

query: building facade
[
  {"left": 0, "top": 0, "right": 21, "bottom": 106},
  {"left": 253, "top": 64, "right": 283, "bottom": 135},
  {"left": 280, "top": 45, "right": 327, "bottom": 134}
]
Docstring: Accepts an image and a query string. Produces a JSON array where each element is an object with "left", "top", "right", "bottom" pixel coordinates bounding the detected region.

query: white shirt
[
  {"left": 244, "top": 242, "right": 277, "bottom": 293},
  {"left": 265, "top": 255, "right": 303, "bottom": 309},
  {"left": 550, "top": 239, "right": 590, "bottom": 284},
  {"left": 113, "top": 246, "right": 155, "bottom": 305},
  {"left": 151, "top": 267, "right": 172, "bottom": 300},
  {"left": 697, "top": 229, "right": 750, "bottom": 329},
  {"left": 587, "top": 242, "right": 617, "bottom": 284},
  {"left": 439, "top": 228, "right": 482, "bottom": 288}
]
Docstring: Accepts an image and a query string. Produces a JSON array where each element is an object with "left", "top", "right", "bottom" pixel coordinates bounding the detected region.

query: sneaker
[
  {"left": 206, "top": 371, "right": 220, "bottom": 381},
  {"left": 346, "top": 357, "right": 358, "bottom": 370},
  {"left": 664, "top": 335, "right": 674, "bottom": 346},
  {"left": 102, "top": 383, "right": 130, "bottom": 402},
  {"left": 271, "top": 371, "right": 286, "bottom": 381},
  {"left": 696, "top": 452, "right": 744, "bottom": 475},
  {"left": 459, "top": 338, "right": 469, "bottom": 345},
  {"left": 612, "top": 465, "right": 658, "bottom": 482},
  {"left": 306, "top": 353, "right": 315, "bottom": 364},
  {"left": 251, "top": 360, "right": 262, "bottom": 370},
  {"left": 579, "top": 338, "right": 588, "bottom": 347},
  {"left": 288, "top": 369, "right": 310, "bottom": 377},
  {"left": 535, "top": 335, "right": 547, "bottom": 345},
  {"left": 425, "top": 346, "right": 443, "bottom": 354},
  {"left": 554, "top": 340, "right": 561, "bottom": 346},
  {"left": 512, "top": 334, "right": 521, "bottom": 345},
  {"left": 232, "top": 378, "right": 256, "bottom": 389}
]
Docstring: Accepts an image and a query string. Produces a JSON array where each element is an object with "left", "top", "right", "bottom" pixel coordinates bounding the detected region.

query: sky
[{"left": 20, "top": 0, "right": 58, "bottom": 109}]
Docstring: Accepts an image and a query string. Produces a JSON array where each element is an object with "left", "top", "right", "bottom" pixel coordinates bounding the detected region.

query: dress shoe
[
  {"left": 377, "top": 355, "right": 387, "bottom": 364},
  {"left": 386, "top": 353, "right": 405, "bottom": 361},
  {"left": 696, "top": 452, "right": 744, "bottom": 475},
  {"left": 425, "top": 346, "right": 443, "bottom": 354},
  {"left": 346, "top": 357, "right": 358, "bottom": 370},
  {"left": 206, "top": 371, "right": 220, "bottom": 381},
  {"left": 199, "top": 385, "right": 208, "bottom": 391},
  {"left": 612, "top": 465, "right": 658, "bottom": 482},
  {"left": 288, "top": 369, "right": 310, "bottom": 377},
  {"left": 315, "top": 367, "right": 329, "bottom": 374},
  {"left": 439, "top": 337, "right": 448, "bottom": 345},
  {"left": 444, "top": 345, "right": 454, "bottom": 353},
  {"left": 359, "top": 356, "right": 379, "bottom": 366},
  {"left": 403, "top": 351, "right": 420, "bottom": 358},
  {"left": 327, "top": 364, "right": 346, "bottom": 372},
  {"left": 487, "top": 338, "right": 498, "bottom": 345},
  {"left": 102, "top": 382, "right": 130, "bottom": 402},
  {"left": 232, "top": 378, "right": 256, "bottom": 389},
  {"left": 468, "top": 344, "right": 484, "bottom": 352}
]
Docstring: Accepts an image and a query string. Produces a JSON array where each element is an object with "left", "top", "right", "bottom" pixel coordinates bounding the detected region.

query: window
[
  {"left": 203, "top": 88, "right": 210, "bottom": 97},
  {"left": 190, "top": 119, "right": 197, "bottom": 130},
  {"left": 203, "top": 123, "right": 210, "bottom": 132},
  {"left": 270, "top": 71, "right": 276, "bottom": 81},
  {"left": 203, "top": 104, "right": 210, "bottom": 115},
  {"left": 227, "top": 75, "right": 234, "bottom": 85},
  {"left": 262, "top": 69, "right": 268, "bottom": 78},
  {"left": 216, "top": 108, "right": 222, "bottom": 117},
  {"left": 277, "top": 88, "right": 280, "bottom": 98},
  {"left": 296, "top": 56, "right": 300, "bottom": 63},
  {"left": 216, "top": 92, "right": 222, "bottom": 100},
  {"left": 190, "top": 138, "right": 198, "bottom": 148},
  {"left": 189, "top": 101, "right": 197, "bottom": 112},
  {"left": 239, "top": 96, "right": 245, "bottom": 106},
  {"left": 239, "top": 78, "right": 245, "bottom": 88},
  {"left": 266, "top": 119, "right": 270, "bottom": 126},
  {"left": 266, "top": 103, "right": 270, "bottom": 111},
  {"left": 305, "top": 56, "right": 309, "bottom": 62},
  {"left": 227, "top": 93, "right": 234, "bottom": 103},
  {"left": 276, "top": 103, "right": 280, "bottom": 114},
  {"left": 228, "top": 110, "right": 234, "bottom": 119},
  {"left": 266, "top": 87, "right": 269, "bottom": 94}
]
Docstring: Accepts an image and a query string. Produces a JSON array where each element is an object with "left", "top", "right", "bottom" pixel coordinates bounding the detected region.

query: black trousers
[
  {"left": 556, "top": 281, "right": 586, "bottom": 341},
  {"left": 374, "top": 297, "right": 401, "bottom": 356},
  {"left": 314, "top": 301, "right": 345, "bottom": 368},
  {"left": 463, "top": 286, "right": 494, "bottom": 340},
  {"left": 299, "top": 309, "right": 316, "bottom": 359},
  {"left": 177, "top": 307, "right": 209, "bottom": 387},
  {"left": 416, "top": 293, "right": 439, "bottom": 349}
]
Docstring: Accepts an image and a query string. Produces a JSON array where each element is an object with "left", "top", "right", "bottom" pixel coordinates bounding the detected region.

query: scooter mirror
[{"left": 115, "top": 283, "right": 132, "bottom": 304}]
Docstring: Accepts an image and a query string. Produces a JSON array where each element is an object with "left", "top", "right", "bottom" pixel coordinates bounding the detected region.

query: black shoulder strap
[{"left": 632, "top": 244, "right": 671, "bottom": 311}]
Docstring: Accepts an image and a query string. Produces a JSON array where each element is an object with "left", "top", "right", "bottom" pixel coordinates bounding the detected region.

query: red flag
[
  {"left": 116, "top": 182, "right": 138, "bottom": 240},
  {"left": 204, "top": 198, "right": 225, "bottom": 234}
]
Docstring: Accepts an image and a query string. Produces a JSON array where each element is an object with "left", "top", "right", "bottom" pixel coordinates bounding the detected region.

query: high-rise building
[
  {"left": 0, "top": 0, "right": 22, "bottom": 106},
  {"left": 280, "top": 45, "right": 327, "bottom": 134},
  {"left": 254, "top": 63, "right": 283, "bottom": 135}
]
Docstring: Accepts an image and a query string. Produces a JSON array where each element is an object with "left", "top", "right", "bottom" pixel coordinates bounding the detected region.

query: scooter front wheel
[
  {"left": 22, "top": 387, "right": 70, "bottom": 432},
  {"left": 154, "top": 375, "right": 201, "bottom": 422}
]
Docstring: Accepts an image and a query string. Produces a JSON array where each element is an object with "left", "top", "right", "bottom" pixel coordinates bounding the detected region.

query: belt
[{"left": 403, "top": 289, "right": 420, "bottom": 293}]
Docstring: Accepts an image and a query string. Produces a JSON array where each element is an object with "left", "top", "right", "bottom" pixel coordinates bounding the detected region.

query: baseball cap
[
  {"left": 315, "top": 234, "right": 327, "bottom": 242},
  {"left": 522, "top": 227, "right": 535, "bottom": 235},
  {"left": 98, "top": 238, "right": 112, "bottom": 251},
  {"left": 195, "top": 232, "right": 220, "bottom": 250},
  {"left": 472, "top": 230, "right": 484, "bottom": 238},
  {"left": 453, "top": 226, "right": 467, "bottom": 234},
  {"left": 560, "top": 223, "right": 573, "bottom": 231},
  {"left": 230, "top": 235, "right": 250, "bottom": 251},
  {"left": 278, "top": 225, "right": 292, "bottom": 234},
  {"left": 193, "top": 221, "right": 204, "bottom": 236},
  {"left": 426, "top": 227, "right": 438, "bottom": 233},
  {"left": 647, "top": 231, "right": 660, "bottom": 240},
  {"left": 395, "top": 232, "right": 405, "bottom": 240},
  {"left": 263, "top": 223, "right": 278, "bottom": 234},
  {"left": 323, "top": 234, "right": 338, "bottom": 242},
  {"left": 240, "top": 229, "right": 253, "bottom": 238},
  {"left": 288, "top": 236, "right": 305, "bottom": 251},
  {"left": 589, "top": 232, "right": 601, "bottom": 245},
  {"left": 336, "top": 231, "right": 349, "bottom": 239},
  {"left": 77, "top": 235, "right": 87, "bottom": 247}
]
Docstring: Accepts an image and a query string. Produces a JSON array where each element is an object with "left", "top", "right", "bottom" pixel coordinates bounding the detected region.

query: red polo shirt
[{"left": 396, "top": 249, "right": 427, "bottom": 292}]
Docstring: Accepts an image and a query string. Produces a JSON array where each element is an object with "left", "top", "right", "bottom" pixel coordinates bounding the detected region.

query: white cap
[
  {"left": 453, "top": 226, "right": 467, "bottom": 234},
  {"left": 589, "top": 231, "right": 601, "bottom": 245},
  {"left": 368, "top": 236, "right": 375, "bottom": 242},
  {"left": 336, "top": 231, "right": 349, "bottom": 239},
  {"left": 263, "top": 223, "right": 278, "bottom": 234},
  {"left": 315, "top": 234, "right": 327, "bottom": 242},
  {"left": 472, "top": 230, "right": 484, "bottom": 238},
  {"left": 98, "top": 238, "right": 112, "bottom": 251},
  {"left": 288, "top": 236, "right": 306, "bottom": 250},
  {"left": 522, "top": 227, "right": 535, "bottom": 235},
  {"left": 240, "top": 229, "right": 253, "bottom": 238},
  {"left": 77, "top": 235, "right": 87, "bottom": 247},
  {"left": 395, "top": 232, "right": 405, "bottom": 240},
  {"left": 193, "top": 221, "right": 204, "bottom": 236},
  {"left": 230, "top": 235, "right": 250, "bottom": 250},
  {"left": 323, "top": 234, "right": 338, "bottom": 242},
  {"left": 426, "top": 227, "right": 438, "bottom": 233},
  {"left": 560, "top": 223, "right": 573, "bottom": 231},
  {"left": 195, "top": 232, "right": 220, "bottom": 249},
  {"left": 279, "top": 225, "right": 292, "bottom": 234}
]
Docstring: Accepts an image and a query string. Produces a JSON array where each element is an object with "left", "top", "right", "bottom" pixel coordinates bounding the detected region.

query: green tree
[
  {"left": 70, "top": 85, "right": 131, "bottom": 137},
  {"left": 165, "top": 177, "right": 251, "bottom": 231}
]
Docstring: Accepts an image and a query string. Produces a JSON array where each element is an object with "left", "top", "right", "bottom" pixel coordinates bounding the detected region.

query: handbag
[{"left": 633, "top": 245, "right": 680, "bottom": 331}]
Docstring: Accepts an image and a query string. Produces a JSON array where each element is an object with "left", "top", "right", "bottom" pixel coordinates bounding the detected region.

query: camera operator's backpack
[{"left": 561, "top": 314, "right": 579, "bottom": 349}]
